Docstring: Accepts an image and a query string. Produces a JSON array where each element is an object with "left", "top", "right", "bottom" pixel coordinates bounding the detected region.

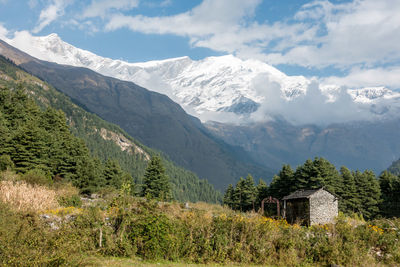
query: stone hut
[{"left": 282, "top": 188, "right": 338, "bottom": 226}]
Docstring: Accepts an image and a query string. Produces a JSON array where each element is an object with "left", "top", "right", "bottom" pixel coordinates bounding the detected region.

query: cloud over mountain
[{"left": 3, "top": 32, "right": 400, "bottom": 126}]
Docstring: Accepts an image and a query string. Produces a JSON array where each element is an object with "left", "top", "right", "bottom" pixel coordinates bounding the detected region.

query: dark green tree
[
  {"left": 293, "top": 157, "right": 340, "bottom": 193},
  {"left": 339, "top": 166, "right": 359, "bottom": 214},
  {"left": 354, "top": 170, "right": 381, "bottom": 219},
  {"left": 268, "top": 164, "right": 295, "bottom": 199},
  {"left": 223, "top": 184, "right": 234, "bottom": 208},
  {"left": 103, "top": 159, "right": 125, "bottom": 189},
  {"left": 379, "top": 171, "right": 400, "bottom": 217},
  {"left": 141, "top": 156, "right": 172, "bottom": 201},
  {"left": 231, "top": 175, "right": 257, "bottom": 212},
  {"left": 256, "top": 179, "right": 269, "bottom": 209}
]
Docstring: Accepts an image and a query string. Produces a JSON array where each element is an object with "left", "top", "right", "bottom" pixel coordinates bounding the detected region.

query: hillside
[
  {"left": 0, "top": 55, "right": 220, "bottom": 202},
  {"left": 205, "top": 119, "right": 400, "bottom": 174},
  {"left": 5, "top": 34, "right": 400, "bottom": 178},
  {"left": 0, "top": 39, "right": 273, "bottom": 190},
  {"left": 388, "top": 158, "right": 400, "bottom": 175},
  {"left": 11, "top": 33, "right": 400, "bottom": 124}
]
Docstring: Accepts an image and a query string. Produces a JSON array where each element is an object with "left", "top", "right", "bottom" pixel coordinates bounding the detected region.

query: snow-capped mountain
[{"left": 5, "top": 33, "right": 400, "bottom": 124}]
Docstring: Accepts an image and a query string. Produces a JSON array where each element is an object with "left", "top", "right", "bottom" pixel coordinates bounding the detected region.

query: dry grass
[
  {"left": 0, "top": 180, "right": 59, "bottom": 212},
  {"left": 157, "top": 201, "right": 235, "bottom": 222},
  {"left": 54, "top": 181, "right": 79, "bottom": 199},
  {"left": 0, "top": 170, "right": 19, "bottom": 182}
]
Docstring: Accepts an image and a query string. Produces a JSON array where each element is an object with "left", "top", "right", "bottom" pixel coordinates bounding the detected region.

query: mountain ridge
[
  {"left": 5, "top": 33, "right": 400, "bottom": 125},
  {"left": 0, "top": 54, "right": 221, "bottom": 202},
  {"left": 0, "top": 39, "right": 273, "bottom": 190}
]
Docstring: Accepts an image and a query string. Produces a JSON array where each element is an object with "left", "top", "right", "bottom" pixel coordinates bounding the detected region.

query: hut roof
[
  {"left": 282, "top": 189, "right": 319, "bottom": 200},
  {"left": 282, "top": 188, "right": 335, "bottom": 200}
]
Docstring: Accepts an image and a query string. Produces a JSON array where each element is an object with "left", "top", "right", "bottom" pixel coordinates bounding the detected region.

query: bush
[
  {"left": 57, "top": 194, "right": 82, "bottom": 207},
  {"left": 0, "top": 155, "right": 14, "bottom": 171},
  {"left": 1, "top": 184, "right": 400, "bottom": 266},
  {"left": 21, "top": 168, "right": 52, "bottom": 186},
  {"left": 0, "top": 202, "right": 86, "bottom": 266}
]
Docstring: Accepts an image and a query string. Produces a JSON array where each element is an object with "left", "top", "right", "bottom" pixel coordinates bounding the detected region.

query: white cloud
[
  {"left": 103, "top": 0, "right": 400, "bottom": 72},
  {"left": 0, "top": 23, "right": 9, "bottom": 39},
  {"left": 249, "top": 77, "right": 377, "bottom": 125},
  {"left": 32, "top": 0, "right": 72, "bottom": 33},
  {"left": 82, "top": 0, "right": 139, "bottom": 19},
  {"left": 105, "top": 0, "right": 311, "bottom": 59},
  {"left": 268, "top": 0, "right": 400, "bottom": 68},
  {"left": 322, "top": 67, "right": 400, "bottom": 89}
]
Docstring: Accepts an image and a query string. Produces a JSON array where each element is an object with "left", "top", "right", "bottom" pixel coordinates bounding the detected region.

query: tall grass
[
  {"left": 0, "top": 178, "right": 400, "bottom": 266},
  {"left": 0, "top": 180, "right": 59, "bottom": 212}
]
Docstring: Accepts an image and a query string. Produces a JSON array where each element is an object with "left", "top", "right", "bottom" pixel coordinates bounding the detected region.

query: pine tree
[
  {"left": 256, "top": 179, "right": 269, "bottom": 209},
  {"left": 243, "top": 174, "right": 257, "bottom": 211},
  {"left": 103, "top": 159, "right": 125, "bottom": 189},
  {"left": 223, "top": 184, "right": 234, "bottom": 208},
  {"left": 312, "top": 157, "right": 341, "bottom": 193},
  {"left": 363, "top": 170, "right": 381, "bottom": 219},
  {"left": 141, "top": 156, "right": 172, "bottom": 201},
  {"left": 231, "top": 175, "right": 257, "bottom": 212},
  {"left": 379, "top": 171, "right": 400, "bottom": 217},
  {"left": 268, "top": 164, "right": 295, "bottom": 199},
  {"left": 354, "top": 170, "right": 381, "bottom": 219},
  {"left": 339, "top": 166, "right": 359, "bottom": 214}
]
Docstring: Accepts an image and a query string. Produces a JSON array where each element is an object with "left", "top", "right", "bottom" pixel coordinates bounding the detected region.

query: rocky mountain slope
[
  {"left": 0, "top": 54, "right": 221, "bottom": 202},
  {"left": 206, "top": 119, "right": 400, "bottom": 174},
  {"left": 4, "top": 34, "right": 400, "bottom": 175},
  {"left": 0, "top": 39, "right": 272, "bottom": 190}
]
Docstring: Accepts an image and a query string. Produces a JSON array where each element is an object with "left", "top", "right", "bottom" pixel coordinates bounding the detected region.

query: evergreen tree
[
  {"left": 231, "top": 175, "right": 257, "bottom": 212},
  {"left": 293, "top": 157, "right": 340, "bottom": 192},
  {"left": 354, "top": 170, "right": 381, "bottom": 219},
  {"left": 243, "top": 174, "right": 257, "bottom": 211},
  {"left": 379, "top": 171, "right": 400, "bottom": 217},
  {"left": 141, "top": 156, "right": 172, "bottom": 201},
  {"left": 363, "top": 170, "right": 381, "bottom": 219},
  {"left": 293, "top": 159, "right": 316, "bottom": 189},
  {"left": 256, "top": 179, "right": 269, "bottom": 209},
  {"left": 339, "top": 166, "right": 359, "bottom": 214},
  {"left": 268, "top": 164, "right": 295, "bottom": 199},
  {"left": 103, "top": 159, "right": 125, "bottom": 189},
  {"left": 223, "top": 184, "right": 234, "bottom": 208}
]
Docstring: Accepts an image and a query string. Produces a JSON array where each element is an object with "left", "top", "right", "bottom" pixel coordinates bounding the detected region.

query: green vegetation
[
  {"left": 141, "top": 156, "right": 172, "bottom": 201},
  {"left": 224, "top": 157, "right": 400, "bottom": 220},
  {"left": 1, "top": 51, "right": 400, "bottom": 266},
  {"left": 0, "top": 55, "right": 220, "bottom": 203},
  {"left": 379, "top": 171, "right": 400, "bottom": 217},
  {"left": 0, "top": 86, "right": 107, "bottom": 193},
  {"left": 1, "top": 174, "right": 400, "bottom": 266}
]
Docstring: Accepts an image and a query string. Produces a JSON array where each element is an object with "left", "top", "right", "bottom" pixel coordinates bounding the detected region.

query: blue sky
[{"left": 0, "top": 0, "right": 400, "bottom": 89}]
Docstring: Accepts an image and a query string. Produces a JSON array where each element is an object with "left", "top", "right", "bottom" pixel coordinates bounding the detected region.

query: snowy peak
[{"left": 5, "top": 33, "right": 399, "bottom": 124}]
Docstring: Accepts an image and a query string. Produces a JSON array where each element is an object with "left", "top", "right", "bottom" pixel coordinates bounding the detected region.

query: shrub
[
  {"left": 21, "top": 168, "right": 52, "bottom": 186},
  {"left": 0, "top": 154, "right": 14, "bottom": 171},
  {"left": 58, "top": 194, "right": 82, "bottom": 207}
]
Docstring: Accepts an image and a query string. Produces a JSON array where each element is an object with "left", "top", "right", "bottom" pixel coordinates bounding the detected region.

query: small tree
[{"left": 141, "top": 156, "right": 172, "bottom": 201}]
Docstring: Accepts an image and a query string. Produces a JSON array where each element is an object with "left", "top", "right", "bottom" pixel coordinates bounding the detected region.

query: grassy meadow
[{"left": 1, "top": 170, "right": 400, "bottom": 266}]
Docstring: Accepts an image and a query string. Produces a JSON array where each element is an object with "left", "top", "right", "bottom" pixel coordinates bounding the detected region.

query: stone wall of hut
[{"left": 309, "top": 189, "right": 338, "bottom": 225}]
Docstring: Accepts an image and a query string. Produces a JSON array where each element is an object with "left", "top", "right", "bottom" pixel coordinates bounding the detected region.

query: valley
[{"left": 1, "top": 1, "right": 400, "bottom": 265}]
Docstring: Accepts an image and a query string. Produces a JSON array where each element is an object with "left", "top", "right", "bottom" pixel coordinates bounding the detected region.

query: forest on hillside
[
  {"left": 0, "top": 55, "right": 220, "bottom": 203},
  {"left": 0, "top": 84, "right": 220, "bottom": 202}
]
